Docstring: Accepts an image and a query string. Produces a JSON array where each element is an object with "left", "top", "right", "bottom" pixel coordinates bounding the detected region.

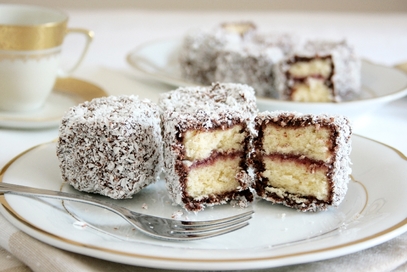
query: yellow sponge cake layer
[
  {"left": 262, "top": 123, "right": 333, "bottom": 162},
  {"left": 288, "top": 58, "right": 332, "bottom": 78},
  {"left": 187, "top": 156, "right": 242, "bottom": 198},
  {"left": 263, "top": 156, "right": 329, "bottom": 201},
  {"left": 184, "top": 125, "right": 245, "bottom": 161},
  {"left": 290, "top": 78, "right": 333, "bottom": 102}
]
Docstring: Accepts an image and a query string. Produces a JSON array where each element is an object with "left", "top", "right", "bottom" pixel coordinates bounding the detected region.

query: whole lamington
[{"left": 56, "top": 95, "right": 163, "bottom": 199}]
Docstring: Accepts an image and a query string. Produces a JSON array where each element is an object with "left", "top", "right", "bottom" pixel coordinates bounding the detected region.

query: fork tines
[{"left": 136, "top": 210, "right": 254, "bottom": 241}]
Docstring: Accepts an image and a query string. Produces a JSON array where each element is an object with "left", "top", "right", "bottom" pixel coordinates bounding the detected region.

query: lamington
[
  {"left": 179, "top": 22, "right": 301, "bottom": 97},
  {"left": 179, "top": 22, "right": 257, "bottom": 85},
  {"left": 214, "top": 43, "right": 285, "bottom": 98},
  {"left": 281, "top": 40, "right": 361, "bottom": 102},
  {"left": 159, "top": 83, "right": 257, "bottom": 211},
  {"left": 251, "top": 111, "right": 352, "bottom": 212},
  {"left": 56, "top": 95, "right": 163, "bottom": 199},
  {"left": 213, "top": 31, "right": 298, "bottom": 97}
]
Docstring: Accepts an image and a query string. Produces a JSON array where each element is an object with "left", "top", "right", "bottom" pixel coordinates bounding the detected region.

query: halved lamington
[
  {"left": 252, "top": 111, "right": 352, "bottom": 212},
  {"left": 159, "top": 83, "right": 257, "bottom": 211},
  {"left": 281, "top": 40, "right": 361, "bottom": 102}
]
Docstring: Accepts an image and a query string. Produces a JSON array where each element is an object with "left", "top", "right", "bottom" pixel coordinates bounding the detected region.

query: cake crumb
[
  {"left": 171, "top": 210, "right": 184, "bottom": 219},
  {"left": 230, "top": 196, "right": 250, "bottom": 208},
  {"left": 142, "top": 203, "right": 148, "bottom": 209}
]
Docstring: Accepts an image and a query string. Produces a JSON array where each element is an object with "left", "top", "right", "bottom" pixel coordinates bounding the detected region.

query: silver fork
[{"left": 0, "top": 182, "right": 254, "bottom": 241}]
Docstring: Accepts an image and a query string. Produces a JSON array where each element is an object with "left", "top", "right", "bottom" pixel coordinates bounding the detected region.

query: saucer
[{"left": 0, "top": 77, "right": 107, "bottom": 129}]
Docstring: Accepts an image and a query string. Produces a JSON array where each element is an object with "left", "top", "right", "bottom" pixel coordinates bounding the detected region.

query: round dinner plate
[
  {"left": 0, "top": 77, "right": 107, "bottom": 129},
  {"left": 127, "top": 38, "right": 407, "bottom": 118},
  {"left": 0, "top": 135, "right": 406, "bottom": 270}
]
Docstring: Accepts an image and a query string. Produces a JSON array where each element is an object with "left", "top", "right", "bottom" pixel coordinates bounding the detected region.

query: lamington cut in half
[
  {"left": 282, "top": 40, "right": 361, "bottom": 102},
  {"left": 159, "top": 83, "right": 257, "bottom": 211},
  {"left": 252, "top": 111, "right": 352, "bottom": 212},
  {"left": 56, "top": 95, "right": 163, "bottom": 199}
]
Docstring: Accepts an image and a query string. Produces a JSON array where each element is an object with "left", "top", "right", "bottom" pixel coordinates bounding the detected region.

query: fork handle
[{"left": 0, "top": 182, "right": 130, "bottom": 217}]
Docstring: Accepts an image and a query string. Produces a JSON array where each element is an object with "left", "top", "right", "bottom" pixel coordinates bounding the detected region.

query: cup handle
[{"left": 57, "top": 28, "right": 94, "bottom": 77}]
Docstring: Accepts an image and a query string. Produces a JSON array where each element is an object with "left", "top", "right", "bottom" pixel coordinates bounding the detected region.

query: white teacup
[{"left": 0, "top": 4, "right": 93, "bottom": 112}]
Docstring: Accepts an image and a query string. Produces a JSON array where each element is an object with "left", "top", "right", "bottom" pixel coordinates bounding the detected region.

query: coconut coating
[
  {"left": 179, "top": 22, "right": 258, "bottom": 85},
  {"left": 56, "top": 95, "right": 163, "bottom": 199},
  {"left": 214, "top": 44, "right": 285, "bottom": 97}
]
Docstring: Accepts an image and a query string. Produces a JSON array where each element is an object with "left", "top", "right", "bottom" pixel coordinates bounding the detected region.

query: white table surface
[{"left": 1, "top": 8, "right": 407, "bottom": 272}]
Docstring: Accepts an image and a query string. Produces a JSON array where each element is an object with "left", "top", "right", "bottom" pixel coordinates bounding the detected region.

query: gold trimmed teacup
[{"left": 0, "top": 4, "right": 93, "bottom": 112}]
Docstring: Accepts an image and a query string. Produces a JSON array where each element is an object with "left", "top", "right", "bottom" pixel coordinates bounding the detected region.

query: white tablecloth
[{"left": 1, "top": 9, "right": 407, "bottom": 272}]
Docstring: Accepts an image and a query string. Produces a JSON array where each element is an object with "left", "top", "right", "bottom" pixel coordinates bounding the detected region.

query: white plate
[
  {"left": 127, "top": 38, "right": 407, "bottom": 118},
  {"left": 1, "top": 135, "right": 407, "bottom": 270},
  {"left": 0, "top": 78, "right": 107, "bottom": 129}
]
